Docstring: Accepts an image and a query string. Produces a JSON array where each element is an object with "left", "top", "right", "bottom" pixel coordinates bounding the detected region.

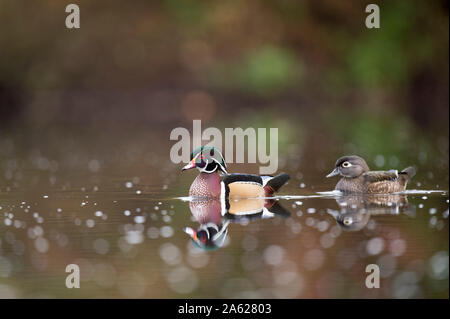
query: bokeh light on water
[{"left": 0, "top": 144, "right": 447, "bottom": 298}]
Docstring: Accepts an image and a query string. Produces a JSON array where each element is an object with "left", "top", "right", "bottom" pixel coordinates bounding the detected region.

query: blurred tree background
[{"left": 0, "top": 0, "right": 448, "bottom": 180}]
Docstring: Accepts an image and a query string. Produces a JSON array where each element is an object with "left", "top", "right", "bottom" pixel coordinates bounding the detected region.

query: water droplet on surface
[
  {"left": 160, "top": 226, "right": 174, "bottom": 238},
  {"left": 34, "top": 237, "right": 49, "bottom": 253},
  {"left": 263, "top": 245, "right": 285, "bottom": 266},
  {"left": 367, "top": 237, "right": 385, "bottom": 256}
]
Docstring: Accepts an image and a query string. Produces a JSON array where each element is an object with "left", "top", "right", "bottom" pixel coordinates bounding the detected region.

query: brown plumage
[
  {"left": 328, "top": 194, "right": 412, "bottom": 231},
  {"left": 327, "top": 155, "right": 416, "bottom": 194}
]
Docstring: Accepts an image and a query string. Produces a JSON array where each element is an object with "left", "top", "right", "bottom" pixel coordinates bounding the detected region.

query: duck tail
[
  {"left": 399, "top": 166, "right": 416, "bottom": 178},
  {"left": 263, "top": 173, "right": 290, "bottom": 196},
  {"left": 398, "top": 166, "right": 416, "bottom": 186},
  {"left": 265, "top": 201, "right": 291, "bottom": 217}
]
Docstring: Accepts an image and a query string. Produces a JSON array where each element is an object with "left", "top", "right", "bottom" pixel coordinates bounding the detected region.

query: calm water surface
[{"left": 0, "top": 159, "right": 448, "bottom": 299}]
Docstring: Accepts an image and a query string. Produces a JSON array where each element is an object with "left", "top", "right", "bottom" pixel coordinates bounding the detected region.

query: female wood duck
[
  {"left": 327, "top": 194, "right": 411, "bottom": 231},
  {"left": 182, "top": 146, "right": 290, "bottom": 199},
  {"left": 326, "top": 155, "right": 416, "bottom": 193}
]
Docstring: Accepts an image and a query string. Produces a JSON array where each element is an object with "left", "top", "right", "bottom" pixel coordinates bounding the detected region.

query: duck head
[
  {"left": 183, "top": 197, "right": 291, "bottom": 250},
  {"left": 182, "top": 146, "right": 228, "bottom": 174},
  {"left": 184, "top": 222, "right": 230, "bottom": 251},
  {"left": 326, "top": 155, "right": 370, "bottom": 178},
  {"left": 327, "top": 207, "right": 371, "bottom": 232},
  {"left": 327, "top": 195, "right": 371, "bottom": 231},
  {"left": 328, "top": 194, "right": 413, "bottom": 231},
  {"left": 183, "top": 199, "right": 229, "bottom": 251}
]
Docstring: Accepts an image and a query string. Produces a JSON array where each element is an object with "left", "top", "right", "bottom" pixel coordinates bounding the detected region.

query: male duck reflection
[
  {"left": 183, "top": 200, "right": 229, "bottom": 251},
  {"left": 326, "top": 155, "right": 416, "bottom": 193},
  {"left": 182, "top": 146, "right": 290, "bottom": 199},
  {"left": 327, "top": 194, "right": 414, "bottom": 231},
  {"left": 184, "top": 198, "right": 290, "bottom": 250}
]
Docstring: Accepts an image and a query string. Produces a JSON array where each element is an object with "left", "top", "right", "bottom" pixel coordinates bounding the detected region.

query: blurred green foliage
[
  {"left": 323, "top": 107, "right": 413, "bottom": 156},
  {"left": 231, "top": 46, "right": 303, "bottom": 95},
  {"left": 0, "top": 0, "right": 448, "bottom": 168},
  {"left": 347, "top": 1, "right": 414, "bottom": 86},
  {"left": 0, "top": 0, "right": 447, "bottom": 93},
  {"left": 229, "top": 109, "right": 303, "bottom": 152}
]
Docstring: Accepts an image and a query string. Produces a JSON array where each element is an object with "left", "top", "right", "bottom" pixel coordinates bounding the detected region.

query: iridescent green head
[
  {"left": 181, "top": 146, "right": 228, "bottom": 174},
  {"left": 183, "top": 223, "right": 229, "bottom": 251}
]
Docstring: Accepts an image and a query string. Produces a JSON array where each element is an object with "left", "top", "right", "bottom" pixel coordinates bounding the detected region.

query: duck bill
[
  {"left": 326, "top": 208, "right": 340, "bottom": 218},
  {"left": 182, "top": 159, "right": 197, "bottom": 171},
  {"left": 183, "top": 227, "right": 197, "bottom": 241},
  {"left": 326, "top": 168, "right": 340, "bottom": 178}
]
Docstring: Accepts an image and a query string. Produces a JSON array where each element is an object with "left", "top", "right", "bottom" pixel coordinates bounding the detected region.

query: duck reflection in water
[
  {"left": 327, "top": 194, "right": 415, "bottom": 231},
  {"left": 184, "top": 198, "right": 290, "bottom": 250}
]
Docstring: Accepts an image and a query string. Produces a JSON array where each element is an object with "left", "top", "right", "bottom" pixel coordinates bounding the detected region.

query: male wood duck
[
  {"left": 184, "top": 200, "right": 230, "bottom": 251},
  {"left": 326, "top": 155, "right": 416, "bottom": 193},
  {"left": 182, "top": 146, "right": 290, "bottom": 199},
  {"left": 183, "top": 197, "right": 290, "bottom": 250}
]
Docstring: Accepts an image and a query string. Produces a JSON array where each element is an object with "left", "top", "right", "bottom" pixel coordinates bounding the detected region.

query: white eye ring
[
  {"left": 343, "top": 217, "right": 352, "bottom": 225},
  {"left": 342, "top": 161, "right": 351, "bottom": 168}
]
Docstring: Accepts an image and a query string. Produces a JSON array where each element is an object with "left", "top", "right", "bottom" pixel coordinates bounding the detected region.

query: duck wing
[
  {"left": 221, "top": 173, "right": 263, "bottom": 185},
  {"left": 363, "top": 170, "right": 399, "bottom": 183},
  {"left": 221, "top": 174, "right": 265, "bottom": 199}
]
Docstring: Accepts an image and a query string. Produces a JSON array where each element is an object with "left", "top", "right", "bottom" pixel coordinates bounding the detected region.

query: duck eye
[
  {"left": 342, "top": 161, "right": 351, "bottom": 168},
  {"left": 343, "top": 217, "right": 352, "bottom": 225}
]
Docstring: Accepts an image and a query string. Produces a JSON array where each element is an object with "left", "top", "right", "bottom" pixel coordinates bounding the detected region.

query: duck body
[
  {"left": 188, "top": 171, "right": 289, "bottom": 199},
  {"left": 335, "top": 168, "right": 414, "bottom": 193},
  {"left": 183, "top": 146, "right": 290, "bottom": 199},
  {"left": 327, "top": 155, "right": 416, "bottom": 194},
  {"left": 184, "top": 195, "right": 290, "bottom": 250},
  {"left": 221, "top": 173, "right": 289, "bottom": 199},
  {"left": 189, "top": 172, "right": 222, "bottom": 198},
  {"left": 328, "top": 193, "right": 411, "bottom": 231}
]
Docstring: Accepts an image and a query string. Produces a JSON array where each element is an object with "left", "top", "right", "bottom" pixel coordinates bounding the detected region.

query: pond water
[{"left": 0, "top": 147, "right": 448, "bottom": 299}]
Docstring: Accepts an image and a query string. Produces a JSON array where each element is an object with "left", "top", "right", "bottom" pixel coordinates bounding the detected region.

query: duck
[
  {"left": 183, "top": 197, "right": 290, "bottom": 250},
  {"left": 183, "top": 199, "right": 230, "bottom": 251},
  {"left": 327, "top": 193, "right": 412, "bottom": 231},
  {"left": 326, "top": 155, "right": 416, "bottom": 193},
  {"left": 182, "top": 146, "right": 290, "bottom": 199}
]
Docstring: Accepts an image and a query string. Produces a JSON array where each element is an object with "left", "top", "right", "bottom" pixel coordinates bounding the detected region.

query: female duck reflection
[
  {"left": 327, "top": 194, "right": 415, "bottom": 231},
  {"left": 184, "top": 198, "right": 290, "bottom": 250}
]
